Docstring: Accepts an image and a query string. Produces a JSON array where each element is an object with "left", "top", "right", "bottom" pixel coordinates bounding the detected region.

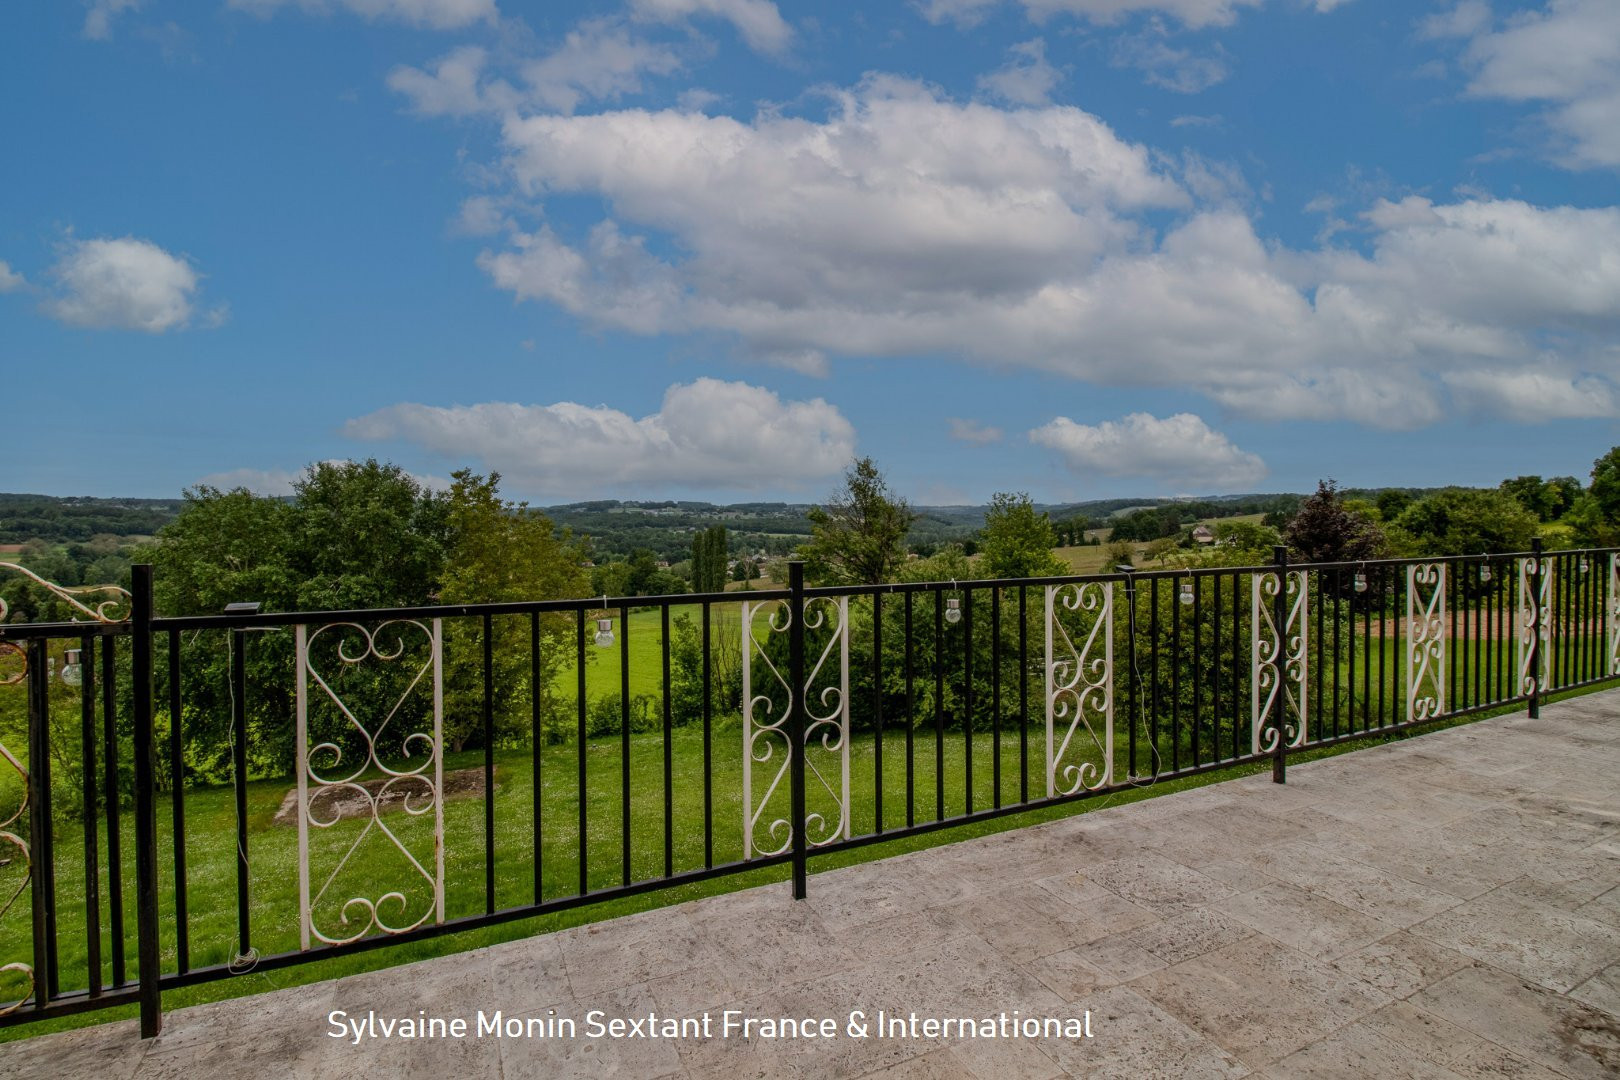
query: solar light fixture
[
  {"left": 595, "top": 617, "right": 615, "bottom": 648},
  {"left": 1179, "top": 580, "right": 1195, "bottom": 606},
  {"left": 944, "top": 583, "right": 962, "bottom": 625},
  {"left": 60, "top": 647, "right": 83, "bottom": 687},
  {"left": 1353, "top": 570, "right": 1368, "bottom": 593},
  {"left": 1480, "top": 559, "right": 1493, "bottom": 583}
]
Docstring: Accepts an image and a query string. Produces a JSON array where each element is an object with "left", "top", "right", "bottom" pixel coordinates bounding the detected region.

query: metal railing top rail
[{"left": 0, "top": 542, "right": 1580, "bottom": 638}]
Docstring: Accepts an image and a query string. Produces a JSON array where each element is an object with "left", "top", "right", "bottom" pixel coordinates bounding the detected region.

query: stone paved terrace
[{"left": 3, "top": 693, "right": 1618, "bottom": 1079}]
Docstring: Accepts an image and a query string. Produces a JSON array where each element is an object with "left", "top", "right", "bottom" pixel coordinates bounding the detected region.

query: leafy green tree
[
  {"left": 800, "top": 457, "right": 915, "bottom": 585},
  {"left": 438, "top": 471, "right": 590, "bottom": 750},
  {"left": 979, "top": 492, "right": 1067, "bottom": 579},
  {"left": 1501, "top": 475, "right": 1582, "bottom": 523},
  {"left": 1391, "top": 489, "right": 1538, "bottom": 556},
  {"left": 289, "top": 459, "right": 450, "bottom": 610},
  {"left": 1375, "top": 489, "right": 1413, "bottom": 521},
  {"left": 690, "top": 524, "right": 728, "bottom": 593}
]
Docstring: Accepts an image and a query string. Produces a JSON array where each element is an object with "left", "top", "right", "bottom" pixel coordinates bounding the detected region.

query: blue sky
[{"left": 2, "top": 0, "right": 1617, "bottom": 505}]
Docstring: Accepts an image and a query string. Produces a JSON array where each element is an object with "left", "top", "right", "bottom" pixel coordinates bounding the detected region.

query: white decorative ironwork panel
[
  {"left": 740, "top": 597, "right": 850, "bottom": 859},
  {"left": 1517, "top": 558, "right": 1551, "bottom": 695},
  {"left": 1251, "top": 570, "right": 1309, "bottom": 754},
  {"left": 1405, "top": 563, "right": 1447, "bottom": 721},
  {"left": 1609, "top": 555, "right": 1619, "bottom": 678},
  {"left": 0, "top": 730, "right": 33, "bottom": 1015},
  {"left": 1044, "top": 582, "right": 1114, "bottom": 797},
  {"left": 296, "top": 619, "right": 444, "bottom": 949}
]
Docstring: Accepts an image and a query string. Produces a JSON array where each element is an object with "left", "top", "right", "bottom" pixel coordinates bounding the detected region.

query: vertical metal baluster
[
  {"left": 934, "top": 588, "right": 944, "bottom": 822},
  {"left": 1171, "top": 575, "right": 1180, "bottom": 773},
  {"left": 1332, "top": 570, "right": 1342, "bottom": 738},
  {"left": 80, "top": 633, "right": 101, "bottom": 998},
  {"left": 102, "top": 636, "right": 125, "bottom": 988},
  {"left": 1212, "top": 573, "right": 1223, "bottom": 759},
  {"left": 1150, "top": 576, "right": 1160, "bottom": 776},
  {"left": 167, "top": 631, "right": 187, "bottom": 975},
  {"left": 702, "top": 602, "right": 713, "bottom": 869},
  {"left": 27, "top": 641, "right": 55, "bottom": 1007},
  {"left": 905, "top": 591, "right": 914, "bottom": 829},
  {"left": 1379, "top": 565, "right": 1389, "bottom": 726},
  {"left": 1313, "top": 569, "right": 1323, "bottom": 743},
  {"left": 576, "top": 612, "right": 587, "bottom": 896},
  {"left": 619, "top": 603, "right": 630, "bottom": 887},
  {"left": 991, "top": 587, "right": 1001, "bottom": 809},
  {"left": 873, "top": 593, "right": 884, "bottom": 834},
  {"left": 661, "top": 605, "right": 673, "bottom": 880},
  {"left": 482, "top": 613, "right": 495, "bottom": 914},
  {"left": 1224, "top": 573, "right": 1237, "bottom": 761},
  {"left": 787, "top": 563, "right": 808, "bottom": 900},
  {"left": 531, "top": 611, "right": 542, "bottom": 905},
  {"left": 130, "top": 564, "right": 162, "bottom": 1037},
  {"left": 1018, "top": 585, "right": 1028, "bottom": 804},
  {"left": 963, "top": 589, "right": 973, "bottom": 815},
  {"left": 231, "top": 629, "right": 250, "bottom": 970},
  {"left": 1192, "top": 575, "right": 1202, "bottom": 765}
]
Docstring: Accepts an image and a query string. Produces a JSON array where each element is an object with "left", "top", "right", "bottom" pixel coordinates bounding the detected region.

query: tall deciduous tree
[
  {"left": 979, "top": 492, "right": 1066, "bottom": 579},
  {"left": 800, "top": 457, "right": 915, "bottom": 585},
  {"left": 439, "top": 470, "right": 590, "bottom": 750},
  {"left": 1391, "top": 488, "right": 1538, "bottom": 556},
  {"left": 690, "top": 524, "right": 728, "bottom": 593}
]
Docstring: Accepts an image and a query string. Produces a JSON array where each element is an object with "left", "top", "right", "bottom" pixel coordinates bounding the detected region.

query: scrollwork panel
[
  {"left": 1251, "top": 570, "right": 1309, "bottom": 754},
  {"left": 740, "top": 597, "right": 850, "bottom": 859},
  {"left": 1044, "top": 582, "right": 1114, "bottom": 797},
  {"left": 296, "top": 619, "right": 444, "bottom": 949}
]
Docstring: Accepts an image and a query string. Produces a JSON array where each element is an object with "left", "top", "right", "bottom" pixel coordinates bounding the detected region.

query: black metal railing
[{"left": 0, "top": 539, "right": 1601, "bottom": 1039}]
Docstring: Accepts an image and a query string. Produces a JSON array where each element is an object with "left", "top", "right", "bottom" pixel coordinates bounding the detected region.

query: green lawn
[{"left": 552, "top": 603, "right": 746, "bottom": 701}]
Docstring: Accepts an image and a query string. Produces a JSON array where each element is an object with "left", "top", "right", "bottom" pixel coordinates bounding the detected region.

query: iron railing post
[
  {"left": 130, "top": 564, "right": 162, "bottom": 1038},
  {"left": 1528, "top": 538, "right": 1543, "bottom": 719},
  {"left": 1271, "top": 545, "right": 1288, "bottom": 785},
  {"left": 25, "top": 639, "right": 54, "bottom": 1009},
  {"left": 788, "top": 561, "right": 808, "bottom": 900}
]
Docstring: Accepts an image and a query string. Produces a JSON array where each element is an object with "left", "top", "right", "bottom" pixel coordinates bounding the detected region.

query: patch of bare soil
[{"left": 271, "top": 766, "right": 492, "bottom": 826}]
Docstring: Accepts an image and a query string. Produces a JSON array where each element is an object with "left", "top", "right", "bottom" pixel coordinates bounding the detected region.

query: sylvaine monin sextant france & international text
[{"left": 327, "top": 1008, "right": 1095, "bottom": 1044}]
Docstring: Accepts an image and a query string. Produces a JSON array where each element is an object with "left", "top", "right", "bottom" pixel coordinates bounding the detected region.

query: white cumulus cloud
[
  {"left": 979, "top": 38, "right": 1063, "bottom": 105},
  {"left": 228, "top": 0, "right": 496, "bottom": 30},
  {"left": 0, "top": 261, "right": 24, "bottom": 293},
  {"left": 948, "top": 417, "right": 1005, "bottom": 445},
  {"left": 465, "top": 71, "right": 1620, "bottom": 428},
  {"left": 389, "top": 20, "right": 684, "bottom": 118},
  {"left": 1436, "top": 0, "right": 1620, "bottom": 168},
  {"left": 342, "top": 379, "right": 856, "bottom": 497},
  {"left": 1030, "top": 412, "right": 1266, "bottom": 488},
  {"left": 629, "top": 0, "right": 793, "bottom": 54},
  {"left": 83, "top": 0, "right": 141, "bottom": 40},
  {"left": 46, "top": 237, "right": 213, "bottom": 333}
]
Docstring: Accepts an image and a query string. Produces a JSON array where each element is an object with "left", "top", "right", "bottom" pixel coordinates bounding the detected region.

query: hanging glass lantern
[
  {"left": 1579, "top": 556, "right": 1591, "bottom": 574},
  {"left": 1179, "top": 580, "right": 1195, "bottom": 606},
  {"left": 944, "top": 596, "right": 962, "bottom": 625},
  {"left": 60, "top": 648, "right": 83, "bottom": 687},
  {"left": 594, "top": 617, "right": 615, "bottom": 648},
  {"left": 1353, "top": 571, "right": 1368, "bottom": 593},
  {"left": 1479, "top": 562, "right": 1493, "bottom": 583}
]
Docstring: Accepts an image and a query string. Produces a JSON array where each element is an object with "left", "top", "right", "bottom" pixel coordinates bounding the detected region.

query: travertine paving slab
[
  {"left": 1130, "top": 936, "right": 1392, "bottom": 1067},
  {"left": 1408, "top": 889, "right": 1620, "bottom": 993},
  {"left": 1410, "top": 965, "right": 1620, "bottom": 1080}
]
